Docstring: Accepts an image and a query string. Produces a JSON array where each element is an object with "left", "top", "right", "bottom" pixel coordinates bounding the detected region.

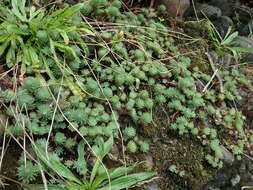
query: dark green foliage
[
  {"left": 37, "top": 103, "right": 51, "bottom": 114},
  {"left": 6, "top": 125, "right": 24, "bottom": 136},
  {"left": 55, "top": 132, "right": 67, "bottom": 144},
  {"left": 66, "top": 109, "right": 86, "bottom": 124},
  {"left": 23, "top": 77, "right": 40, "bottom": 92},
  {"left": 36, "top": 87, "right": 51, "bottom": 101},
  {"left": 17, "top": 161, "right": 39, "bottom": 183},
  {"left": 85, "top": 78, "right": 99, "bottom": 92},
  {"left": 17, "top": 90, "right": 35, "bottom": 107},
  {"left": 81, "top": 3, "right": 93, "bottom": 16},
  {"left": 65, "top": 138, "right": 76, "bottom": 150},
  {"left": 74, "top": 140, "right": 87, "bottom": 175}
]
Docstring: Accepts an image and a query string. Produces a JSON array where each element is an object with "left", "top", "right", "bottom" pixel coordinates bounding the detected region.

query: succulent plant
[
  {"left": 23, "top": 77, "right": 40, "bottom": 92},
  {"left": 138, "top": 140, "right": 150, "bottom": 153},
  {"left": 124, "top": 127, "right": 136, "bottom": 138},
  {"left": 127, "top": 140, "right": 137, "bottom": 153},
  {"left": 36, "top": 87, "right": 52, "bottom": 101}
]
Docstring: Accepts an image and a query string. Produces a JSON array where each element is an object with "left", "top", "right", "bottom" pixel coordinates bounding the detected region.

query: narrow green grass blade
[
  {"left": 24, "top": 184, "right": 66, "bottom": 190},
  {"left": 97, "top": 172, "right": 156, "bottom": 190}
]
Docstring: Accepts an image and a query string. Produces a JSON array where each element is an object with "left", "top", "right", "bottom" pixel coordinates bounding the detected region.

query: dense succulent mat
[{"left": 0, "top": 0, "right": 253, "bottom": 189}]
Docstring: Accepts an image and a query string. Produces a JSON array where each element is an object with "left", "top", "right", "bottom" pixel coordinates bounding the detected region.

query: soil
[{"left": 0, "top": 140, "right": 22, "bottom": 190}]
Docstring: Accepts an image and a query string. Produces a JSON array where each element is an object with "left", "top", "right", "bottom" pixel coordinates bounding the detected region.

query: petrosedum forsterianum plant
[{"left": 1, "top": 2, "right": 253, "bottom": 185}]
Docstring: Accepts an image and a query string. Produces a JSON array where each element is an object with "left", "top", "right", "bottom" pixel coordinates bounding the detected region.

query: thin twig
[
  {"left": 205, "top": 52, "right": 224, "bottom": 93},
  {"left": 202, "top": 69, "right": 218, "bottom": 93},
  {"left": 192, "top": 0, "right": 199, "bottom": 22}
]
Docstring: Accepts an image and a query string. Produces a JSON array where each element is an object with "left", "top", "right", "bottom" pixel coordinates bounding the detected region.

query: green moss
[
  {"left": 101, "top": 32, "right": 112, "bottom": 39},
  {"left": 126, "top": 99, "right": 135, "bottom": 110},
  {"left": 89, "top": 0, "right": 107, "bottom": 8},
  {"left": 6, "top": 125, "right": 24, "bottom": 136}
]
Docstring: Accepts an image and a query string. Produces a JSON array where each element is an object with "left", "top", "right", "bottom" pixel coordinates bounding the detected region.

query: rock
[
  {"left": 230, "top": 174, "right": 240, "bottom": 186},
  {"left": 215, "top": 166, "right": 232, "bottom": 187},
  {"left": 214, "top": 16, "right": 233, "bottom": 38},
  {"left": 204, "top": 156, "right": 253, "bottom": 189},
  {"left": 197, "top": 4, "right": 222, "bottom": 18},
  {"left": 239, "top": 162, "right": 247, "bottom": 174},
  {"left": 155, "top": 0, "right": 190, "bottom": 17},
  {"left": 209, "top": 0, "right": 238, "bottom": 17},
  {"left": 184, "top": 3, "right": 222, "bottom": 19},
  {"left": 233, "top": 7, "right": 253, "bottom": 24},
  {"left": 144, "top": 182, "right": 160, "bottom": 190},
  {"left": 203, "top": 183, "right": 221, "bottom": 190},
  {"left": 218, "top": 146, "right": 234, "bottom": 165},
  {"left": 239, "top": 20, "right": 253, "bottom": 36}
]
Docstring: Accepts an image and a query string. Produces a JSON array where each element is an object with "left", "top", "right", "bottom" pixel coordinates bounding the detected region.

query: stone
[
  {"left": 184, "top": 3, "right": 222, "bottom": 19},
  {"left": 239, "top": 20, "right": 253, "bottom": 36},
  {"left": 214, "top": 16, "right": 233, "bottom": 38},
  {"left": 144, "top": 182, "right": 160, "bottom": 190},
  {"left": 230, "top": 174, "right": 240, "bottom": 186},
  {"left": 155, "top": 0, "right": 190, "bottom": 17},
  {"left": 218, "top": 145, "right": 234, "bottom": 165},
  {"left": 210, "top": 0, "right": 239, "bottom": 17},
  {"left": 197, "top": 4, "right": 222, "bottom": 19},
  {"left": 233, "top": 7, "right": 253, "bottom": 24}
]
